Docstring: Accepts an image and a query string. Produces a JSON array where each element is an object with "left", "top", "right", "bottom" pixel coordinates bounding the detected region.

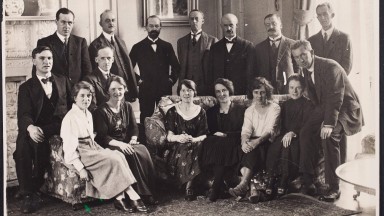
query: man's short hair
[
  {"left": 291, "top": 40, "right": 312, "bottom": 51},
  {"left": 189, "top": 9, "right": 204, "bottom": 18},
  {"left": 56, "top": 8, "right": 75, "bottom": 20},
  {"left": 96, "top": 45, "right": 114, "bottom": 56},
  {"left": 146, "top": 15, "right": 162, "bottom": 27},
  {"left": 100, "top": 9, "right": 113, "bottom": 22},
  {"left": 32, "top": 46, "right": 52, "bottom": 58},
  {"left": 264, "top": 13, "right": 281, "bottom": 22},
  {"left": 316, "top": 2, "right": 334, "bottom": 14}
]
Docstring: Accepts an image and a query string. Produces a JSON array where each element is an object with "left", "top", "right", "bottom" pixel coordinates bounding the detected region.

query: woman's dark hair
[
  {"left": 247, "top": 77, "right": 273, "bottom": 100},
  {"left": 214, "top": 78, "right": 234, "bottom": 96},
  {"left": 177, "top": 79, "right": 197, "bottom": 97},
  {"left": 106, "top": 75, "right": 127, "bottom": 93},
  {"left": 286, "top": 74, "right": 305, "bottom": 89},
  {"left": 72, "top": 81, "right": 94, "bottom": 102}
]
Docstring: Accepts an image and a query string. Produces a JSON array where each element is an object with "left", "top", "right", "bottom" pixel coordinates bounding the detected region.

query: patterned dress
[{"left": 164, "top": 105, "right": 209, "bottom": 186}]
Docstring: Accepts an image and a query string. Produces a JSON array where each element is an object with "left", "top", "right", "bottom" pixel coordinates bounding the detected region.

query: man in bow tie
[
  {"left": 88, "top": 10, "right": 138, "bottom": 102},
  {"left": 130, "top": 15, "right": 180, "bottom": 123},
  {"left": 253, "top": 13, "right": 298, "bottom": 94},
  {"left": 15, "top": 46, "right": 72, "bottom": 213},
  {"left": 208, "top": 13, "right": 254, "bottom": 95},
  {"left": 291, "top": 40, "right": 363, "bottom": 202},
  {"left": 177, "top": 9, "right": 218, "bottom": 95},
  {"left": 36, "top": 8, "right": 92, "bottom": 85}
]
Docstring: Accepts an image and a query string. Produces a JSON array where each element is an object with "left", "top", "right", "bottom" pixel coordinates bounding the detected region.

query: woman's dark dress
[
  {"left": 201, "top": 103, "right": 245, "bottom": 167},
  {"left": 164, "top": 106, "right": 209, "bottom": 186},
  {"left": 94, "top": 102, "right": 155, "bottom": 196},
  {"left": 266, "top": 97, "right": 313, "bottom": 180}
]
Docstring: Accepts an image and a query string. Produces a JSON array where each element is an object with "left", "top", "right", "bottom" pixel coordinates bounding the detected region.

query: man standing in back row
[
  {"left": 130, "top": 15, "right": 180, "bottom": 123},
  {"left": 253, "top": 14, "right": 297, "bottom": 94},
  {"left": 208, "top": 13, "right": 254, "bottom": 95},
  {"left": 177, "top": 9, "right": 218, "bottom": 95}
]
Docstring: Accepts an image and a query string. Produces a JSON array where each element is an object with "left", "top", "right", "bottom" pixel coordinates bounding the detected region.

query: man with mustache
[
  {"left": 253, "top": 13, "right": 298, "bottom": 94},
  {"left": 291, "top": 40, "right": 363, "bottom": 202},
  {"left": 130, "top": 15, "right": 180, "bottom": 123},
  {"left": 177, "top": 9, "right": 218, "bottom": 95},
  {"left": 36, "top": 8, "right": 92, "bottom": 85},
  {"left": 88, "top": 10, "right": 138, "bottom": 102},
  {"left": 308, "top": 2, "right": 353, "bottom": 164},
  {"left": 15, "top": 46, "right": 72, "bottom": 213},
  {"left": 208, "top": 13, "right": 254, "bottom": 95}
]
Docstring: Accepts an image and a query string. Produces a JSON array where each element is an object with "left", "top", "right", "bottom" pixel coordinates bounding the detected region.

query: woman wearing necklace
[
  {"left": 200, "top": 78, "right": 246, "bottom": 202},
  {"left": 93, "top": 76, "right": 157, "bottom": 206},
  {"left": 164, "top": 79, "right": 209, "bottom": 201},
  {"left": 61, "top": 81, "right": 148, "bottom": 213},
  {"left": 229, "top": 77, "right": 281, "bottom": 203}
]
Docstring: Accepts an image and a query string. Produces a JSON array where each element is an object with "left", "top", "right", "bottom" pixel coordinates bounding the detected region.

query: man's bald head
[{"left": 221, "top": 13, "right": 238, "bottom": 38}]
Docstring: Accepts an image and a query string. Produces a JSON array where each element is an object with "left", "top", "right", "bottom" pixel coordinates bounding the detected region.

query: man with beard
[
  {"left": 177, "top": 9, "right": 218, "bottom": 95},
  {"left": 88, "top": 10, "right": 138, "bottom": 102},
  {"left": 253, "top": 13, "right": 298, "bottom": 94},
  {"left": 130, "top": 15, "right": 180, "bottom": 123},
  {"left": 208, "top": 13, "right": 254, "bottom": 95},
  {"left": 291, "top": 40, "right": 363, "bottom": 202},
  {"left": 36, "top": 8, "right": 92, "bottom": 85}
]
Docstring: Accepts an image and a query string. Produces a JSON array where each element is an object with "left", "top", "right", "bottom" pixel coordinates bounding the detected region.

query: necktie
[
  {"left": 191, "top": 32, "right": 201, "bottom": 46},
  {"left": 41, "top": 76, "right": 54, "bottom": 84},
  {"left": 110, "top": 36, "right": 115, "bottom": 46},
  {"left": 323, "top": 32, "right": 328, "bottom": 43}
]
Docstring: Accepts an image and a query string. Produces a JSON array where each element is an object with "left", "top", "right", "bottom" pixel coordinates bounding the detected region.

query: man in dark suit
[
  {"left": 36, "top": 8, "right": 92, "bottom": 85},
  {"left": 291, "top": 40, "right": 363, "bottom": 202},
  {"left": 177, "top": 9, "right": 218, "bottom": 95},
  {"left": 253, "top": 14, "right": 298, "bottom": 94},
  {"left": 83, "top": 46, "right": 117, "bottom": 112},
  {"left": 308, "top": 2, "right": 353, "bottom": 164},
  {"left": 130, "top": 15, "right": 180, "bottom": 123},
  {"left": 208, "top": 13, "right": 254, "bottom": 95},
  {"left": 15, "top": 46, "right": 72, "bottom": 213},
  {"left": 88, "top": 10, "right": 138, "bottom": 101}
]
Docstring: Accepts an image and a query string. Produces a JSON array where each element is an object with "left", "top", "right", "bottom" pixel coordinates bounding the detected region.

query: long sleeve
[
  {"left": 80, "top": 38, "right": 93, "bottom": 79},
  {"left": 168, "top": 44, "right": 181, "bottom": 85},
  {"left": 263, "top": 103, "right": 281, "bottom": 141},
  {"left": 340, "top": 35, "right": 353, "bottom": 75},
  {"left": 241, "top": 106, "right": 254, "bottom": 139},
  {"left": 93, "top": 108, "right": 113, "bottom": 147},
  {"left": 17, "top": 84, "right": 35, "bottom": 134},
  {"left": 61, "top": 111, "right": 84, "bottom": 172}
]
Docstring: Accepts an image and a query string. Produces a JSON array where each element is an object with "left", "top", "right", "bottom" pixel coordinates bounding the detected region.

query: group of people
[{"left": 13, "top": 2, "right": 363, "bottom": 214}]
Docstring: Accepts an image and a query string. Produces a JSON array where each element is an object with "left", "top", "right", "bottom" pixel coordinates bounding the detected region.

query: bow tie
[
  {"left": 150, "top": 40, "right": 158, "bottom": 45},
  {"left": 269, "top": 37, "right": 282, "bottom": 43},
  {"left": 225, "top": 38, "right": 236, "bottom": 44},
  {"left": 41, "top": 76, "right": 54, "bottom": 84}
]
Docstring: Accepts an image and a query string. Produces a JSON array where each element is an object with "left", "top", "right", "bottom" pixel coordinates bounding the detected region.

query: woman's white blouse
[
  {"left": 61, "top": 104, "right": 95, "bottom": 172},
  {"left": 241, "top": 101, "right": 281, "bottom": 142}
]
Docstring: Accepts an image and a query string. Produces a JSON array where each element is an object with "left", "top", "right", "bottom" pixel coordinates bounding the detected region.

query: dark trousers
[
  {"left": 139, "top": 96, "right": 161, "bottom": 124},
  {"left": 14, "top": 137, "right": 50, "bottom": 195}
]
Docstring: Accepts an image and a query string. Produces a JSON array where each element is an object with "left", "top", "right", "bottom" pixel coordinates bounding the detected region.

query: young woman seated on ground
[{"left": 61, "top": 81, "right": 148, "bottom": 213}]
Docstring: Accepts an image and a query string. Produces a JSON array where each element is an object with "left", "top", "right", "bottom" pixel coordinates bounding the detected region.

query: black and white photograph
[{"left": 3, "top": 0, "right": 379, "bottom": 215}]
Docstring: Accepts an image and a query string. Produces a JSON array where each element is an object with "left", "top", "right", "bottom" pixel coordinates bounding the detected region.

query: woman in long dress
[
  {"left": 228, "top": 77, "right": 281, "bottom": 203},
  {"left": 94, "top": 76, "right": 157, "bottom": 205},
  {"left": 164, "top": 79, "right": 209, "bottom": 201},
  {"left": 61, "top": 81, "right": 148, "bottom": 213},
  {"left": 200, "top": 78, "right": 245, "bottom": 202}
]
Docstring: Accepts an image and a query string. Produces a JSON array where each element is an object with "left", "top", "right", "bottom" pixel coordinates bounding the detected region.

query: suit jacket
[
  {"left": 254, "top": 36, "right": 298, "bottom": 93},
  {"left": 88, "top": 34, "right": 138, "bottom": 100},
  {"left": 37, "top": 33, "right": 92, "bottom": 84},
  {"left": 308, "top": 28, "right": 353, "bottom": 74},
  {"left": 303, "top": 56, "right": 363, "bottom": 135},
  {"left": 129, "top": 37, "right": 180, "bottom": 99},
  {"left": 208, "top": 36, "right": 254, "bottom": 95},
  {"left": 177, "top": 31, "right": 218, "bottom": 95},
  {"left": 16, "top": 73, "right": 72, "bottom": 148},
  {"left": 83, "top": 68, "right": 117, "bottom": 112}
]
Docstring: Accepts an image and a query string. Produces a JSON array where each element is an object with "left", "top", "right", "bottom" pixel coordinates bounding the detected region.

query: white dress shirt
[
  {"left": 37, "top": 72, "right": 53, "bottom": 98},
  {"left": 190, "top": 30, "right": 202, "bottom": 41},
  {"left": 148, "top": 36, "right": 159, "bottom": 52},
  {"left": 102, "top": 31, "right": 115, "bottom": 44},
  {"left": 321, "top": 25, "right": 334, "bottom": 42},
  {"left": 225, "top": 35, "right": 236, "bottom": 52}
]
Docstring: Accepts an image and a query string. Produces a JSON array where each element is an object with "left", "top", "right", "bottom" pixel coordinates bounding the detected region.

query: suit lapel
[
  {"left": 200, "top": 32, "right": 209, "bottom": 53},
  {"left": 313, "top": 57, "right": 322, "bottom": 102},
  {"left": 324, "top": 29, "right": 338, "bottom": 56},
  {"left": 277, "top": 36, "right": 289, "bottom": 64},
  {"left": 30, "top": 76, "right": 45, "bottom": 120},
  {"left": 67, "top": 35, "right": 78, "bottom": 63},
  {"left": 94, "top": 68, "right": 108, "bottom": 91}
]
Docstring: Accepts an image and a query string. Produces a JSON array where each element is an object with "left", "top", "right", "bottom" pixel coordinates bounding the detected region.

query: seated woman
[
  {"left": 265, "top": 74, "right": 313, "bottom": 196},
  {"left": 61, "top": 81, "right": 148, "bottom": 213},
  {"left": 200, "top": 78, "right": 245, "bottom": 202},
  {"left": 164, "top": 79, "right": 209, "bottom": 201},
  {"left": 93, "top": 76, "right": 157, "bottom": 205},
  {"left": 228, "top": 77, "right": 281, "bottom": 203}
]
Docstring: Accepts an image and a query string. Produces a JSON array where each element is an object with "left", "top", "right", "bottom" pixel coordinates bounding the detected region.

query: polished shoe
[
  {"left": 228, "top": 183, "right": 249, "bottom": 198},
  {"left": 207, "top": 188, "right": 220, "bottom": 202},
  {"left": 300, "top": 184, "right": 317, "bottom": 196},
  {"left": 319, "top": 190, "right": 341, "bottom": 202},
  {"left": 130, "top": 199, "right": 148, "bottom": 213},
  {"left": 276, "top": 187, "right": 286, "bottom": 197},
  {"left": 114, "top": 199, "right": 134, "bottom": 213},
  {"left": 249, "top": 187, "right": 260, "bottom": 203},
  {"left": 21, "top": 194, "right": 39, "bottom": 214},
  {"left": 143, "top": 195, "right": 159, "bottom": 205},
  {"left": 185, "top": 189, "right": 197, "bottom": 201}
]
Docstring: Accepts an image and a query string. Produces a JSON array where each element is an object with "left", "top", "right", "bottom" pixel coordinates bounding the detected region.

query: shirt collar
[
  {"left": 268, "top": 35, "right": 282, "bottom": 42},
  {"left": 225, "top": 35, "right": 237, "bottom": 42},
  {"left": 98, "top": 67, "right": 110, "bottom": 76},
  {"left": 56, "top": 32, "right": 69, "bottom": 43},
  {"left": 102, "top": 31, "right": 115, "bottom": 42},
  {"left": 72, "top": 103, "right": 90, "bottom": 116},
  {"left": 308, "top": 59, "right": 315, "bottom": 72},
  {"left": 321, "top": 25, "right": 334, "bottom": 38},
  {"left": 147, "top": 36, "right": 158, "bottom": 43},
  {"left": 190, "top": 29, "right": 202, "bottom": 36},
  {"left": 36, "top": 72, "right": 52, "bottom": 80}
]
